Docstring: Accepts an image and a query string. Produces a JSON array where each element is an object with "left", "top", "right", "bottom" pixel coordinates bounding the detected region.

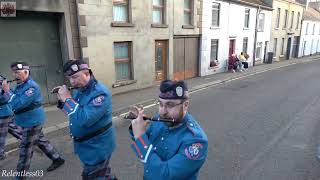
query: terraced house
[
  {"left": 270, "top": 0, "right": 305, "bottom": 61},
  {"left": 298, "top": 1, "right": 320, "bottom": 57},
  {"left": 199, "top": 0, "right": 273, "bottom": 76},
  {"left": 76, "top": 0, "right": 201, "bottom": 94}
]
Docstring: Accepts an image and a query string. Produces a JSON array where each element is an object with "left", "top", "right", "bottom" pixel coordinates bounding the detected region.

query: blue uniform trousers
[
  {"left": 0, "top": 118, "right": 22, "bottom": 157},
  {"left": 82, "top": 156, "right": 117, "bottom": 180}
]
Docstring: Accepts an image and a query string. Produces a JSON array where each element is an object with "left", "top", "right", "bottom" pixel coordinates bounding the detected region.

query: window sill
[
  {"left": 275, "top": 28, "right": 279, "bottom": 30},
  {"left": 112, "top": 80, "right": 137, "bottom": 88},
  {"left": 282, "top": 28, "right": 287, "bottom": 30},
  {"left": 243, "top": 27, "right": 249, "bottom": 30},
  {"left": 111, "top": 22, "right": 135, "bottom": 27},
  {"left": 151, "top": 24, "right": 168, "bottom": 28},
  {"left": 279, "top": 55, "right": 284, "bottom": 57},
  {"left": 257, "top": 30, "right": 264, "bottom": 32},
  {"left": 182, "top": 25, "right": 195, "bottom": 29},
  {"left": 208, "top": 66, "right": 219, "bottom": 70},
  {"left": 210, "top": 26, "right": 220, "bottom": 30}
]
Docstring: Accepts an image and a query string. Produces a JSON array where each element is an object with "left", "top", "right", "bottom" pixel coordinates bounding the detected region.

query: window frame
[
  {"left": 283, "top": 10, "right": 288, "bottom": 28},
  {"left": 276, "top": 8, "right": 281, "bottom": 28},
  {"left": 273, "top": 38, "right": 278, "bottom": 57},
  {"left": 243, "top": 37, "right": 248, "bottom": 54},
  {"left": 183, "top": 0, "right": 194, "bottom": 26},
  {"left": 258, "top": 13, "right": 265, "bottom": 31},
  {"left": 296, "top": 12, "right": 300, "bottom": 30},
  {"left": 152, "top": 0, "right": 166, "bottom": 25},
  {"left": 281, "top": 38, "right": 285, "bottom": 55},
  {"left": 290, "top": 11, "right": 294, "bottom": 29},
  {"left": 114, "top": 41, "right": 133, "bottom": 82},
  {"left": 210, "top": 39, "right": 219, "bottom": 61},
  {"left": 211, "top": 3, "right": 220, "bottom": 27},
  {"left": 255, "top": 42, "right": 262, "bottom": 60},
  {"left": 312, "top": 24, "right": 315, "bottom": 35},
  {"left": 244, "top": 8, "right": 250, "bottom": 28}
]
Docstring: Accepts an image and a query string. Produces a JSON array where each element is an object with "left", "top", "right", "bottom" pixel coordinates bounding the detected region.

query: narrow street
[{"left": 2, "top": 60, "right": 320, "bottom": 180}]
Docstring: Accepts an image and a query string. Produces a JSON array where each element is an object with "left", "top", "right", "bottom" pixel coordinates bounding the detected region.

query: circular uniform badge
[
  {"left": 17, "top": 64, "right": 23, "bottom": 69},
  {"left": 176, "top": 86, "right": 183, "bottom": 97},
  {"left": 71, "top": 64, "right": 79, "bottom": 72}
]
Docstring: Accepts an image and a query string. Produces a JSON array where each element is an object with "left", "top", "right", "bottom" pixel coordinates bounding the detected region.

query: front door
[
  {"left": 229, "top": 39, "right": 236, "bottom": 58},
  {"left": 286, "top": 37, "right": 292, "bottom": 60},
  {"left": 155, "top": 41, "right": 167, "bottom": 81}
]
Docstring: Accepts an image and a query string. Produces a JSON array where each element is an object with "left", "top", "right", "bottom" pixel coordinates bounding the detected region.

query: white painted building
[
  {"left": 200, "top": 0, "right": 273, "bottom": 76},
  {"left": 298, "top": 7, "right": 320, "bottom": 57},
  {"left": 255, "top": 9, "right": 273, "bottom": 63}
]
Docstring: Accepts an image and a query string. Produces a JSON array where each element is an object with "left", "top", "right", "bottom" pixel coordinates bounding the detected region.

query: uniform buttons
[
  {"left": 161, "top": 137, "right": 164, "bottom": 141},
  {"left": 70, "top": 123, "right": 72, "bottom": 126},
  {"left": 140, "top": 155, "right": 144, "bottom": 158},
  {"left": 190, "top": 123, "right": 194, "bottom": 127},
  {"left": 153, "top": 147, "right": 157, "bottom": 150},
  {"left": 165, "top": 147, "right": 168, "bottom": 150},
  {"left": 146, "top": 170, "right": 149, "bottom": 173},
  {"left": 144, "top": 145, "right": 148, "bottom": 149}
]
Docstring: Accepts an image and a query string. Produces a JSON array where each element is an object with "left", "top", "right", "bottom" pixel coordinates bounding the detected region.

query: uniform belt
[
  {"left": 14, "top": 103, "right": 42, "bottom": 115},
  {"left": 73, "top": 122, "right": 112, "bottom": 143}
]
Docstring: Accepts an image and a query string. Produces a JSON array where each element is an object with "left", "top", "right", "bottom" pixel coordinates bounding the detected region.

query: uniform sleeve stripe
[
  {"left": 138, "top": 136, "right": 147, "bottom": 147},
  {"left": 68, "top": 103, "right": 79, "bottom": 116},
  {"left": 70, "top": 98, "right": 77, "bottom": 104},
  {"left": 8, "top": 94, "right": 15, "bottom": 103},
  {"left": 65, "top": 102, "right": 72, "bottom": 109},
  {"left": 140, "top": 144, "right": 153, "bottom": 163},
  {"left": 132, "top": 142, "right": 142, "bottom": 157}
]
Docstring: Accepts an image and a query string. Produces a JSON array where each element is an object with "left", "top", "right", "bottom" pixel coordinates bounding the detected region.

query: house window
[
  {"left": 296, "top": 12, "right": 300, "bottom": 30},
  {"left": 276, "top": 8, "right": 280, "bottom": 28},
  {"left": 281, "top": 38, "right": 285, "bottom": 55},
  {"left": 258, "top": 13, "right": 265, "bottom": 31},
  {"left": 313, "top": 24, "right": 315, "bottom": 35},
  {"left": 184, "top": 0, "right": 193, "bottom": 25},
  {"left": 114, "top": 42, "right": 132, "bottom": 81},
  {"left": 273, "top": 38, "right": 277, "bottom": 56},
  {"left": 306, "top": 23, "right": 309, "bottom": 35},
  {"left": 153, "top": 0, "right": 165, "bottom": 24},
  {"left": 244, "top": 9, "right": 250, "bottom": 28},
  {"left": 243, "top": 37, "right": 248, "bottom": 53},
  {"left": 210, "top": 39, "right": 219, "bottom": 61},
  {"left": 290, "top": 11, "right": 294, "bottom": 29},
  {"left": 113, "top": 0, "right": 129, "bottom": 22},
  {"left": 283, "top": 10, "right": 288, "bottom": 28},
  {"left": 212, "top": 3, "right": 220, "bottom": 27},
  {"left": 255, "top": 42, "right": 262, "bottom": 59}
]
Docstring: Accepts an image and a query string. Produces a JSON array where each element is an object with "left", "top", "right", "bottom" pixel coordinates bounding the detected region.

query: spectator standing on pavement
[
  {"left": 129, "top": 80, "right": 208, "bottom": 180},
  {"left": 56, "top": 59, "right": 117, "bottom": 180},
  {"left": 1, "top": 61, "right": 65, "bottom": 179}
]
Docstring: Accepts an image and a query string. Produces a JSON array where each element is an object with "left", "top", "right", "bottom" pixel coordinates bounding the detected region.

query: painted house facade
[{"left": 200, "top": 0, "right": 272, "bottom": 76}]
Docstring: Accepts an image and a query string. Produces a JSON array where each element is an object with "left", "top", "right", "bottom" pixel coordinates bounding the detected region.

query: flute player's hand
[
  {"left": 131, "top": 105, "right": 149, "bottom": 139},
  {"left": 57, "top": 85, "right": 72, "bottom": 102}
]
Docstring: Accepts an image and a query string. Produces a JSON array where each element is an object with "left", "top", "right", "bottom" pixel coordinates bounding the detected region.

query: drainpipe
[{"left": 252, "top": 6, "right": 261, "bottom": 66}]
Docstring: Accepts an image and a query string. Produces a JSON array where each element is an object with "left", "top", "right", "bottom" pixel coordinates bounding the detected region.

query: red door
[{"left": 229, "top": 39, "right": 236, "bottom": 58}]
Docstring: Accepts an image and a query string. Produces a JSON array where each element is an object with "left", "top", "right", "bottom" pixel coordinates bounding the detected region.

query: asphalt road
[{"left": 2, "top": 60, "right": 320, "bottom": 180}]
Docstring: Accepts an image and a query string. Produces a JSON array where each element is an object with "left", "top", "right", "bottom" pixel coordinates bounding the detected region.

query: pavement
[{"left": 4, "top": 55, "right": 320, "bottom": 152}]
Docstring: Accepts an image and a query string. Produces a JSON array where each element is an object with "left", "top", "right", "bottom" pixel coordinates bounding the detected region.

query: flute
[
  {"left": 124, "top": 114, "right": 176, "bottom": 123},
  {"left": 51, "top": 86, "right": 76, "bottom": 94}
]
